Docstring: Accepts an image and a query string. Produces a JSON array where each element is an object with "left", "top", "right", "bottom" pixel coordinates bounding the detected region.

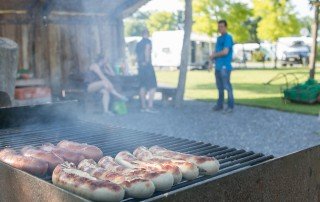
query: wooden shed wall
[{"left": 0, "top": 18, "right": 125, "bottom": 94}]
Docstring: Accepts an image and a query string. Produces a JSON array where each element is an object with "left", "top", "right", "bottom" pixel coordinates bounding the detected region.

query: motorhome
[
  {"left": 152, "top": 30, "right": 216, "bottom": 70},
  {"left": 125, "top": 31, "right": 216, "bottom": 70}
]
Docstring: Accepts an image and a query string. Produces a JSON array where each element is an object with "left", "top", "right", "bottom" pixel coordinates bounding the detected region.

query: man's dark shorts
[{"left": 138, "top": 63, "right": 157, "bottom": 90}]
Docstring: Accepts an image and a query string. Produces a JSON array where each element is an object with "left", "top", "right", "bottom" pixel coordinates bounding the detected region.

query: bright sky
[{"left": 140, "top": 0, "right": 313, "bottom": 17}]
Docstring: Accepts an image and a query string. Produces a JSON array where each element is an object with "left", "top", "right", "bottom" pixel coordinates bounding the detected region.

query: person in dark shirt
[
  {"left": 135, "top": 29, "right": 158, "bottom": 113},
  {"left": 211, "top": 20, "right": 234, "bottom": 113}
]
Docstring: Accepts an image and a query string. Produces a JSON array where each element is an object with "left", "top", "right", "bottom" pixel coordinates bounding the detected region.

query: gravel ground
[{"left": 84, "top": 100, "right": 320, "bottom": 157}]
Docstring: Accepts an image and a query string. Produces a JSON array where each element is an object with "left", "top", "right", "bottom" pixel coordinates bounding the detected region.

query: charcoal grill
[{"left": 0, "top": 102, "right": 318, "bottom": 202}]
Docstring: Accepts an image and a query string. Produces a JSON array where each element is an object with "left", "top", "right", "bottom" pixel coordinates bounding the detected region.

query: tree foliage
[
  {"left": 193, "top": 0, "right": 225, "bottom": 36},
  {"left": 146, "top": 12, "right": 178, "bottom": 34},
  {"left": 226, "top": 3, "right": 253, "bottom": 43},
  {"left": 244, "top": 17, "right": 262, "bottom": 43},
  {"left": 124, "top": 12, "right": 150, "bottom": 36},
  {"left": 299, "top": 16, "right": 313, "bottom": 37},
  {"left": 125, "top": 20, "right": 147, "bottom": 36},
  {"left": 193, "top": 0, "right": 252, "bottom": 43},
  {"left": 253, "top": 0, "right": 301, "bottom": 42}
]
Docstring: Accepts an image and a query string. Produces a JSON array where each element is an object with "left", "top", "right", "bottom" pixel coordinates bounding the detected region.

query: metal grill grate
[{"left": 0, "top": 120, "right": 274, "bottom": 201}]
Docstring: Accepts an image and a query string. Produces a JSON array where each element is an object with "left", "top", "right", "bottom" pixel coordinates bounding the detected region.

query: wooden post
[
  {"left": 175, "top": 0, "right": 193, "bottom": 107},
  {"left": 21, "top": 25, "right": 29, "bottom": 70},
  {"left": 0, "top": 38, "right": 19, "bottom": 102},
  {"left": 32, "top": 4, "right": 49, "bottom": 79},
  {"left": 309, "top": 5, "right": 319, "bottom": 79},
  {"left": 48, "top": 24, "right": 61, "bottom": 98},
  {"left": 107, "top": 19, "right": 119, "bottom": 66},
  {"left": 116, "top": 17, "right": 126, "bottom": 62}
]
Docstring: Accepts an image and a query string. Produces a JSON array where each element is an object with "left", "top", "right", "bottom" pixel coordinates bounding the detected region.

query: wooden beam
[
  {"left": 116, "top": 0, "right": 151, "bottom": 18},
  {"left": 0, "top": 13, "right": 31, "bottom": 24},
  {"left": 0, "top": 11, "right": 26, "bottom": 14},
  {"left": 48, "top": 0, "right": 123, "bottom": 14},
  {"left": 311, "top": 2, "right": 320, "bottom": 6},
  {"left": 47, "top": 12, "right": 109, "bottom": 25},
  {"left": 0, "top": 0, "right": 148, "bottom": 18},
  {"left": 0, "top": 0, "right": 37, "bottom": 11}
]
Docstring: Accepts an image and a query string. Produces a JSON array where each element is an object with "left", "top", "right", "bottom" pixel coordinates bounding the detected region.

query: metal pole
[{"left": 309, "top": 5, "right": 319, "bottom": 79}]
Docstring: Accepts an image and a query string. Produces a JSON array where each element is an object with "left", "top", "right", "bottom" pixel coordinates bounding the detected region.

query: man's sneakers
[
  {"left": 212, "top": 105, "right": 223, "bottom": 112},
  {"left": 223, "top": 107, "right": 234, "bottom": 114},
  {"left": 145, "top": 108, "right": 159, "bottom": 113},
  {"left": 103, "top": 111, "right": 115, "bottom": 116},
  {"left": 141, "top": 108, "right": 159, "bottom": 114},
  {"left": 212, "top": 106, "right": 234, "bottom": 114}
]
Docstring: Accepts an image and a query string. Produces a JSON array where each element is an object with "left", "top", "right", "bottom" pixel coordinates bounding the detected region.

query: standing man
[
  {"left": 211, "top": 20, "right": 234, "bottom": 113},
  {"left": 135, "top": 29, "right": 158, "bottom": 113}
]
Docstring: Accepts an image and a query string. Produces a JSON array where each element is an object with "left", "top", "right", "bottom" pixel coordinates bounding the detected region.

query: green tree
[
  {"left": 125, "top": 20, "right": 146, "bottom": 36},
  {"left": 146, "top": 12, "right": 178, "bottom": 34},
  {"left": 253, "top": 0, "right": 301, "bottom": 68},
  {"left": 244, "top": 17, "right": 262, "bottom": 43},
  {"left": 124, "top": 12, "right": 150, "bottom": 36},
  {"left": 193, "top": 0, "right": 225, "bottom": 36},
  {"left": 226, "top": 3, "right": 253, "bottom": 43},
  {"left": 253, "top": 0, "right": 301, "bottom": 42},
  {"left": 299, "top": 16, "right": 313, "bottom": 36},
  {"left": 193, "top": 0, "right": 252, "bottom": 43}
]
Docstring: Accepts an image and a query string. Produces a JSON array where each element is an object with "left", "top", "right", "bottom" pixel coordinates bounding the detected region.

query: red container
[{"left": 15, "top": 87, "right": 51, "bottom": 100}]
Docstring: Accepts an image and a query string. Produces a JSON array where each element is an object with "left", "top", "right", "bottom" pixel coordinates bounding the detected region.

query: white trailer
[{"left": 151, "top": 30, "right": 216, "bottom": 70}]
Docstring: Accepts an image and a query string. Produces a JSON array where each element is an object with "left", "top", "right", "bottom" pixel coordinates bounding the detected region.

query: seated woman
[{"left": 85, "top": 54, "right": 127, "bottom": 115}]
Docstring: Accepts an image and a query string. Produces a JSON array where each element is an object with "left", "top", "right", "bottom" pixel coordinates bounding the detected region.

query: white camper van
[{"left": 151, "top": 30, "right": 216, "bottom": 70}]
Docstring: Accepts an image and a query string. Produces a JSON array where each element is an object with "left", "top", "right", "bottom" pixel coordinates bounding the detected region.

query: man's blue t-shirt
[{"left": 215, "top": 33, "right": 234, "bottom": 71}]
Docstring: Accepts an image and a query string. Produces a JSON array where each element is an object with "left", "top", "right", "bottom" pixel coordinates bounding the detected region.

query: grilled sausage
[
  {"left": 133, "top": 146, "right": 199, "bottom": 180},
  {"left": 57, "top": 140, "right": 103, "bottom": 161},
  {"left": 0, "top": 148, "right": 48, "bottom": 177},
  {"left": 78, "top": 159, "right": 155, "bottom": 198},
  {"left": 115, "top": 151, "right": 181, "bottom": 184},
  {"left": 21, "top": 146, "right": 64, "bottom": 173},
  {"left": 99, "top": 156, "right": 173, "bottom": 192},
  {"left": 40, "top": 143, "right": 85, "bottom": 165},
  {"left": 149, "top": 146, "right": 220, "bottom": 175},
  {"left": 52, "top": 162, "right": 125, "bottom": 202},
  {"left": 0, "top": 148, "right": 16, "bottom": 158}
]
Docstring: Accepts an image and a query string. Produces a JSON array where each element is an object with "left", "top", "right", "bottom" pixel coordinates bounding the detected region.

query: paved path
[{"left": 85, "top": 100, "right": 320, "bottom": 157}]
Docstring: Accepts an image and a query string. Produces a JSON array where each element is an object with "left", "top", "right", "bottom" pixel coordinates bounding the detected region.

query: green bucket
[{"left": 112, "top": 101, "right": 128, "bottom": 115}]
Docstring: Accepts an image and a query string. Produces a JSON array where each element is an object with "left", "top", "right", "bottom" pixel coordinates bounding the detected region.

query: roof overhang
[{"left": 0, "top": 0, "right": 150, "bottom": 18}]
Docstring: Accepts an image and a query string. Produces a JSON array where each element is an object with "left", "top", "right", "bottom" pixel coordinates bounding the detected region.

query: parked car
[{"left": 281, "top": 41, "right": 310, "bottom": 66}]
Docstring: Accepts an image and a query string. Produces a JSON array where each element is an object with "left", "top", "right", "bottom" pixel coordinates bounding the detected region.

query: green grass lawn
[{"left": 156, "top": 68, "right": 320, "bottom": 115}]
